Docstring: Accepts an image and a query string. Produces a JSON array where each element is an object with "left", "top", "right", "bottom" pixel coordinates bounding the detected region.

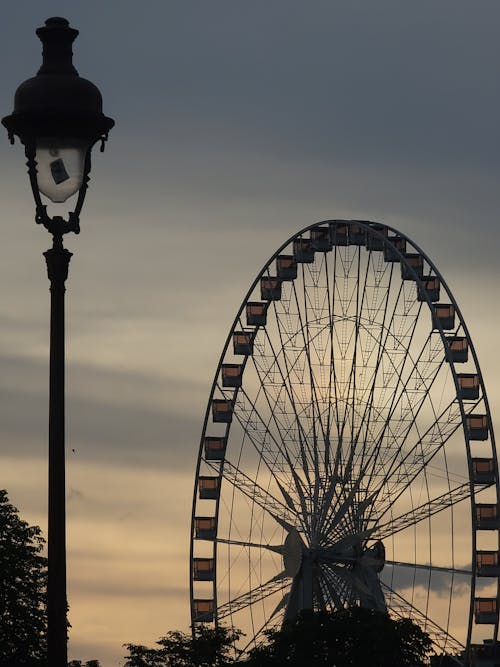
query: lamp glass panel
[{"left": 35, "top": 139, "right": 88, "bottom": 203}]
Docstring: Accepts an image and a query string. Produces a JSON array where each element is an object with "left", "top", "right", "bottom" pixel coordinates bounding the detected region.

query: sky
[{"left": 0, "top": 2, "right": 499, "bottom": 664}]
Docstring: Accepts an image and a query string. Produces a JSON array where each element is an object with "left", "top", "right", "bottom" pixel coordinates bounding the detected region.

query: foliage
[
  {"left": 0, "top": 489, "right": 47, "bottom": 666},
  {"left": 123, "top": 624, "right": 243, "bottom": 667},
  {"left": 68, "top": 661, "right": 102, "bottom": 667},
  {"left": 244, "top": 607, "right": 432, "bottom": 667}
]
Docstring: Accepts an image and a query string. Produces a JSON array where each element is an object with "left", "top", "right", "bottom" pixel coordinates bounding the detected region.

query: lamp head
[{"left": 2, "top": 17, "right": 114, "bottom": 226}]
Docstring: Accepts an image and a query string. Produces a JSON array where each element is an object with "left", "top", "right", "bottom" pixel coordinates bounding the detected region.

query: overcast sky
[{"left": 0, "top": 2, "right": 499, "bottom": 664}]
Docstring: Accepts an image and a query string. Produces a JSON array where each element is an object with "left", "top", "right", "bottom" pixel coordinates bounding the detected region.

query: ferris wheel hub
[{"left": 283, "top": 528, "right": 303, "bottom": 578}]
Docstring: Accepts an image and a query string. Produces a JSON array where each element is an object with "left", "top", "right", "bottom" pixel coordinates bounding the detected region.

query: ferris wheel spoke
[
  {"left": 366, "top": 378, "right": 482, "bottom": 519},
  {"left": 324, "top": 250, "right": 342, "bottom": 467},
  {"left": 315, "top": 478, "right": 368, "bottom": 547},
  {"left": 215, "top": 537, "right": 284, "bottom": 554},
  {"left": 314, "top": 251, "right": 338, "bottom": 475},
  {"left": 350, "top": 277, "right": 423, "bottom": 461},
  {"left": 356, "top": 339, "right": 426, "bottom": 474},
  {"left": 314, "top": 261, "right": 400, "bottom": 540},
  {"left": 304, "top": 264, "right": 333, "bottom": 498},
  {"left": 325, "top": 561, "right": 386, "bottom": 612},
  {"left": 218, "top": 459, "right": 303, "bottom": 533},
  {"left": 250, "top": 340, "right": 316, "bottom": 480},
  {"left": 324, "top": 563, "right": 371, "bottom": 608},
  {"left": 235, "top": 379, "right": 303, "bottom": 472},
  {"left": 318, "top": 565, "right": 349, "bottom": 611},
  {"left": 327, "top": 247, "right": 343, "bottom": 450},
  {"left": 385, "top": 560, "right": 472, "bottom": 576},
  {"left": 282, "top": 275, "right": 329, "bottom": 475},
  {"left": 354, "top": 326, "right": 437, "bottom": 490},
  {"left": 231, "top": 386, "right": 312, "bottom": 530},
  {"left": 368, "top": 329, "right": 455, "bottom": 487},
  {"left": 318, "top": 568, "right": 336, "bottom": 607},
  {"left": 330, "top": 249, "right": 358, "bottom": 440},
  {"left": 363, "top": 286, "right": 449, "bottom": 450},
  {"left": 340, "top": 250, "right": 361, "bottom": 448},
  {"left": 314, "top": 575, "right": 329, "bottom": 611},
  {"left": 333, "top": 322, "right": 433, "bottom": 515},
  {"left": 290, "top": 270, "right": 338, "bottom": 523},
  {"left": 346, "top": 267, "right": 399, "bottom": 475},
  {"left": 363, "top": 393, "right": 460, "bottom": 517},
  {"left": 335, "top": 249, "right": 367, "bottom": 504},
  {"left": 314, "top": 476, "right": 361, "bottom": 546},
  {"left": 380, "top": 581, "right": 465, "bottom": 657},
  {"left": 370, "top": 397, "right": 465, "bottom": 518},
  {"left": 240, "top": 594, "right": 288, "bottom": 653},
  {"left": 247, "top": 316, "right": 324, "bottom": 501},
  {"left": 371, "top": 481, "right": 476, "bottom": 540},
  {"left": 217, "top": 570, "right": 290, "bottom": 620},
  {"left": 316, "top": 571, "right": 334, "bottom": 610},
  {"left": 320, "top": 531, "right": 373, "bottom": 559},
  {"left": 351, "top": 251, "right": 401, "bottom": 470}
]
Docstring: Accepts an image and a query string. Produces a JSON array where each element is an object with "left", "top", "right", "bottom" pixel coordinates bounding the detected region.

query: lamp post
[{"left": 2, "top": 17, "right": 114, "bottom": 666}]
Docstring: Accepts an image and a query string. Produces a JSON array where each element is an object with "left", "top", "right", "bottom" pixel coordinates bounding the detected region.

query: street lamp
[{"left": 2, "top": 17, "right": 114, "bottom": 667}]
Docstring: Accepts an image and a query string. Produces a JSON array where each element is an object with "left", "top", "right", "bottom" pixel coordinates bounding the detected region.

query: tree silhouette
[
  {"left": 245, "top": 607, "right": 432, "bottom": 667},
  {"left": 123, "top": 624, "right": 242, "bottom": 666},
  {"left": 0, "top": 489, "right": 47, "bottom": 666}
]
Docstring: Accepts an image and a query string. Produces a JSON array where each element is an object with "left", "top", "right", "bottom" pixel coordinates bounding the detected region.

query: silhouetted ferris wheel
[{"left": 190, "top": 220, "right": 499, "bottom": 665}]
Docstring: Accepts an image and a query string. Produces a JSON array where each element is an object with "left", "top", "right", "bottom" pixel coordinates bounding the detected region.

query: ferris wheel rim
[{"left": 190, "top": 219, "right": 499, "bottom": 664}]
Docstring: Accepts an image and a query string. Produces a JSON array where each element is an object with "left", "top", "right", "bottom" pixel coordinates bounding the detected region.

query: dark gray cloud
[
  {"left": 71, "top": 1, "right": 499, "bottom": 169},
  {"left": 0, "top": 353, "right": 203, "bottom": 470},
  {"left": 4, "top": 3, "right": 499, "bottom": 169},
  {"left": 382, "top": 562, "right": 471, "bottom": 598},
  {"left": 2, "top": 2, "right": 499, "bottom": 272}
]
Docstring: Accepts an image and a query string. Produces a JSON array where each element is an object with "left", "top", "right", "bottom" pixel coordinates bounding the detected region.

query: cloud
[
  {"left": 382, "top": 562, "right": 471, "bottom": 598},
  {"left": 0, "top": 353, "right": 204, "bottom": 471}
]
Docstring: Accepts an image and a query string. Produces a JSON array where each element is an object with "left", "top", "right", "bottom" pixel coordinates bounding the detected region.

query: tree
[
  {"left": 68, "top": 661, "right": 102, "bottom": 667},
  {"left": 123, "top": 624, "right": 243, "bottom": 667},
  {"left": 245, "top": 607, "right": 432, "bottom": 667},
  {"left": 0, "top": 489, "right": 47, "bottom": 666}
]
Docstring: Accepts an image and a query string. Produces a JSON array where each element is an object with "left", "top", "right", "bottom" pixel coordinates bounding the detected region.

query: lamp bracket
[{"left": 36, "top": 208, "right": 80, "bottom": 236}]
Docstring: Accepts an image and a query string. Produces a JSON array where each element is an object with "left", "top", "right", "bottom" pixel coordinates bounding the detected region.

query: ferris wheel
[{"left": 190, "top": 220, "right": 499, "bottom": 665}]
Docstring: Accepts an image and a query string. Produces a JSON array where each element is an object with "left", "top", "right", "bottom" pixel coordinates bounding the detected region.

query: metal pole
[{"left": 44, "top": 233, "right": 72, "bottom": 667}]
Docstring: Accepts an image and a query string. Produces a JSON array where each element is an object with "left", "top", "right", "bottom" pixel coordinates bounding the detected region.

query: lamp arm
[
  {"left": 69, "top": 146, "right": 92, "bottom": 232},
  {"left": 25, "top": 142, "right": 47, "bottom": 224}
]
